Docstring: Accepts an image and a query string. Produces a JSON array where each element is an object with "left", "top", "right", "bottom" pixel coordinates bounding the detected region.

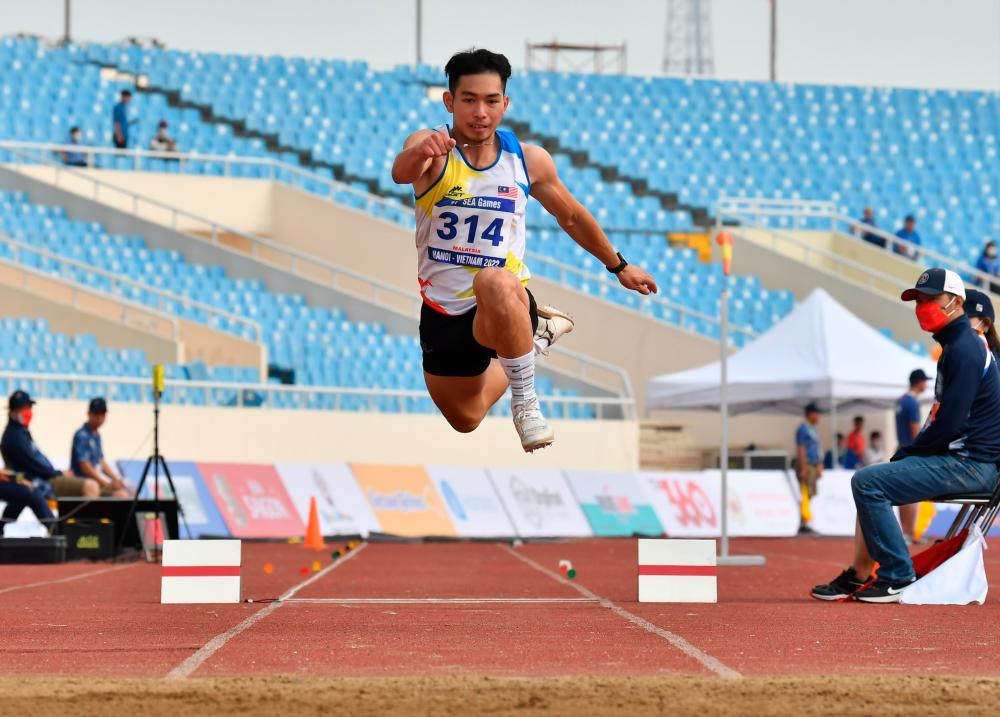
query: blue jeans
[
  {"left": 0, "top": 481, "right": 55, "bottom": 535},
  {"left": 852, "top": 454, "right": 998, "bottom": 582}
]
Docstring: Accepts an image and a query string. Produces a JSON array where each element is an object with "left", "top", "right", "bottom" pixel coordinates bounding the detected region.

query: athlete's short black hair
[{"left": 444, "top": 49, "right": 511, "bottom": 95}]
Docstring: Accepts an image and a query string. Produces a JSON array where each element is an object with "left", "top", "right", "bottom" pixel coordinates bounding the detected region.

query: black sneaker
[
  {"left": 853, "top": 577, "right": 915, "bottom": 603},
  {"left": 810, "top": 567, "right": 871, "bottom": 601}
]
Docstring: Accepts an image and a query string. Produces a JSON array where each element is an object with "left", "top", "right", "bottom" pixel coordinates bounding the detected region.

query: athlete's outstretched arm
[
  {"left": 523, "top": 144, "right": 657, "bottom": 295},
  {"left": 392, "top": 129, "right": 456, "bottom": 185}
]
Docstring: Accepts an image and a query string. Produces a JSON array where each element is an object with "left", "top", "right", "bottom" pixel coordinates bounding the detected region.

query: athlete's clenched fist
[{"left": 419, "top": 130, "right": 457, "bottom": 159}]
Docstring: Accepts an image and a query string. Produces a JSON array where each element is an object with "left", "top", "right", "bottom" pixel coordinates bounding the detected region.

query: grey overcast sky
[{"left": 3, "top": 0, "right": 999, "bottom": 90}]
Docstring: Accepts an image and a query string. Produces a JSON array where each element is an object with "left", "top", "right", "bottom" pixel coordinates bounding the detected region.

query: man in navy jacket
[
  {"left": 812, "top": 268, "right": 1000, "bottom": 603},
  {"left": 0, "top": 391, "right": 74, "bottom": 498}
]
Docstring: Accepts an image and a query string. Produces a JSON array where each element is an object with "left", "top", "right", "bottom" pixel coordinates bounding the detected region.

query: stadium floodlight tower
[{"left": 662, "top": 0, "right": 715, "bottom": 76}]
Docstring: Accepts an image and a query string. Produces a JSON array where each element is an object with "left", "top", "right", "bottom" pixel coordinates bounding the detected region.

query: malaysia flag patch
[{"left": 497, "top": 185, "right": 518, "bottom": 198}]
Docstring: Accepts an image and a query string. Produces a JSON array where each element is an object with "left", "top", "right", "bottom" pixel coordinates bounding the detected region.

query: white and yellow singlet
[{"left": 413, "top": 126, "right": 531, "bottom": 316}]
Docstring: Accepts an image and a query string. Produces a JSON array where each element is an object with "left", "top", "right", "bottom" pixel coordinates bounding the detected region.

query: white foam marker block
[
  {"left": 638, "top": 538, "right": 717, "bottom": 603},
  {"left": 161, "top": 539, "right": 242, "bottom": 604}
]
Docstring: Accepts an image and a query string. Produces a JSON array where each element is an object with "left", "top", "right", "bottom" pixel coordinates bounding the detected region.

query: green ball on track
[
  {"left": 567, "top": 569, "right": 577, "bottom": 579},
  {"left": 331, "top": 551, "right": 341, "bottom": 559}
]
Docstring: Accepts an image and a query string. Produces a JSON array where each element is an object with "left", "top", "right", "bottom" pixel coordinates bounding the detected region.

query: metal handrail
[
  {"left": 717, "top": 196, "right": 997, "bottom": 289},
  {"left": 526, "top": 251, "right": 759, "bottom": 343},
  {"left": 0, "top": 140, "right": 412, "bottom": 223},
  {"left": 1, "top": 141, "right": 760, "bottom": 347},
  {"left": 0, "top": 249, "right": 181, "bottom": 342},
  {"left": 0, "top": 229, "right": 262, "bottom": 343},
  {"left": 2, "top": 142, "right": 425, "bottom": 319},
  {"left": 0, "top": 370, "right": 634, "bottom": 419},
  {"left": 715, "top": 211, "right": 912, "bottom": 297},
  {"left": 2, "top": 143, "right": 637, "bottom": 397},
  {"left": 0, "top": 140, "right": 409, "bottom": 210}
]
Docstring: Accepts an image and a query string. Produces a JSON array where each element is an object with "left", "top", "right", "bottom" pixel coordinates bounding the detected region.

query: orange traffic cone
[{"left": 303, "top": 496, "right": 325, "bottom": 551}]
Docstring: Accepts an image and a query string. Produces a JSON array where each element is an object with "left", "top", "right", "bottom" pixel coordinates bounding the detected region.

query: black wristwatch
[{"left": 606, "top": 252, "right": 628, "bottom": 274}]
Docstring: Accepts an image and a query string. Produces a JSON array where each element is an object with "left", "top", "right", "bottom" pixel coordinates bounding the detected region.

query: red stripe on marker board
[
  {"left": 162, "top": 566, "right": 241, "bottom": 577},
  {"left": 638, "top": 565, "right": 717, "bottom": 577}
]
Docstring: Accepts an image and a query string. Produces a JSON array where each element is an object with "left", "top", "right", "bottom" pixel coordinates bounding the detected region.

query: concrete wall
[
  {"left": 8, "top": 165, "right": 272, "bottom": 235},
  {"left": 22, "top": 398, "right": 639, "bottom": 472},
  {"left": 0, "top": 267, "right": 181, "bottom": 363}
]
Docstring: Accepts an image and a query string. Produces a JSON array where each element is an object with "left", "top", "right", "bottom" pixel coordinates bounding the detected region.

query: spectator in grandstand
[
  {"left": 846, "top": 416, "right": 866, "bottom": 463},
  {"left": 0, "top": 467, "right": 54, "bottom": 536},
  {"left": 974, "top": 241, "right": 1000, "bottom": 293},
  {"left": 0, "top": 390, "right": 82, "bottom": 499},
  {"left": 895, "top": 368, "right": 929, "bottom": 542},
  {"left": 813, "top": 268, "right": 1000, "bottom": 602},
  {"left": 149, "top": 120, "right": 178, "bottom": 153},
  {"left": 794, "top": 402, "right": 823, "bottom": 531},
  {"left": 864, "top": 431, "right": 886, "bottom": 465},
  {"left": 893, "top": 215, "right": 922, "bottom": 260},
  {"left": 856, "top": 206, "right": 885, "bottom": 248},
  {"left": 69, "top": 398, "right": 128, "bottom": 497},
  {"left": 59, "top": 126, "right": 87, "bottom": 167},
  {"left": 112, "top": 89, "right": 135, "bottom": 149}
]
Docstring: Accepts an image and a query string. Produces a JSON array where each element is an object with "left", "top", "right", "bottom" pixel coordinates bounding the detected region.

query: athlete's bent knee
[
  {"left": 445, "top": 414, "right": 483, "bottom": 434},
  {"left": 473, "top": 268, "right": 520, "bottom": 306}
]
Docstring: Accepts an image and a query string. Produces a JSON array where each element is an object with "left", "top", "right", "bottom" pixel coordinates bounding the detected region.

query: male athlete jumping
[{"left": 392, "top": 49, "right": 657, "bottom": 452}]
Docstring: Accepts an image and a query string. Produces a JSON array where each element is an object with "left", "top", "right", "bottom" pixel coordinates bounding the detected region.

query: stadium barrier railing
[
  {"left": 0, "top": 229, "right": 263, "bottom": 346},
  {"left": 717, "top": 196, "right": 997, "bottom": 290},
  {"left": 0, "top": 142, "right": 640, "bottom": 401},
  {"left": 0, "top": 370, "right": 634, "bottom": 419}
]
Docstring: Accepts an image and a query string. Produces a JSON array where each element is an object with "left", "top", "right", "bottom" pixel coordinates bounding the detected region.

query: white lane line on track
[
  {"left": 284, "top": 597, "right": 600, "bottom": 604},
  {"left": 500, "top": 544, "right": 741, "bottom": 680},
  {"left": 0, "top": 562, "right": 139, "bottom": 595},
  {"left": 167, "top": 542, "right": 368, "bottom": 679}
]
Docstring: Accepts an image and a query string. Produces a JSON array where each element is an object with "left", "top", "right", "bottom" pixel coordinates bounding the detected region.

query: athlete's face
[{"left": 443, "top": 73, "right": 509, "bottom": 141}]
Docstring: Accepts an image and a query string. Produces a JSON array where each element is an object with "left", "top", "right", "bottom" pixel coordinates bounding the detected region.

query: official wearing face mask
[
  {"left": 964, "top": 288, "right": 1000, "bottom": 361},
  {"left": 811, "top": 269, "right": 1000, "bottom": 603},
  {"left": 0, "top": 390, "right": 74, "bottom": 500}
]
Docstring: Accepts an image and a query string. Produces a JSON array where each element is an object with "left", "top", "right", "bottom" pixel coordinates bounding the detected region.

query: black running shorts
[{"left": 419, "top": 288, "right": 539, "bottom": 377}]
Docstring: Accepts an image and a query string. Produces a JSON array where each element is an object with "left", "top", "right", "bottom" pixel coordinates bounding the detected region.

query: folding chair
[{"left": 934, "top": 474, "right": 1000, "bottom": 540}]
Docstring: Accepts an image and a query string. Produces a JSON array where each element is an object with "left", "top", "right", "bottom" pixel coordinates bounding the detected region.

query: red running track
[{"left": 1, "top": 537, "right": 998, "bottom": 679}]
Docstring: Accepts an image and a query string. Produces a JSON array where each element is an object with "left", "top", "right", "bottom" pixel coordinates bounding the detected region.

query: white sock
[
  {"left": 532, "top": 336, "right": 549, "bottom": 355},
  {"left": 498, "top": 351, "right": 537, "bottom": 408}
]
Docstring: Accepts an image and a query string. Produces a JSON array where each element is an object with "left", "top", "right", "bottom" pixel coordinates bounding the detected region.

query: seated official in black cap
[
  {"left": 70, "top": 398, "right": 128, "bottom": 497},
  {"left": 813, "top": 268, "right": 1000, "bottom": 603},
  {"left": 964, "top": 289, "right": 1000, "bottom": 361},
  {"left": 1, "top": 390, "right": 76, "bottom": 498}
]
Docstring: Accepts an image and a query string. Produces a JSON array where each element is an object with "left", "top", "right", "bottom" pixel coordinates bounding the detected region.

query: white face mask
[{"left": 971, "top": 319, "right": 983, "bottom": 333}]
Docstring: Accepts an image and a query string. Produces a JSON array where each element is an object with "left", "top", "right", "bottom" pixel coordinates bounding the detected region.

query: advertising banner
[
  {"left": 351, "top": 464, "right": 456, "bottom": 537},
  {"left": 487, "top": 467, "right": 591, "bottom": 538},
  {"left": 199, "top": 463, "right": 304, "bottom": 538},
  {"left": 426, "top": 465, "right": 516, "bottom": 538},
  {"left": 640, "top": 470, "right": 798, "bottom": 537},
  {"left": 563, "top": 470, "right": 664, "bottom": 537},
  {"left": 119, "top": 459, "right": 230, "bottom": 539},
  {"left": 276, "top": 463, "right": 380, "bottom": 537},
  {"left": 807, "top": 469, "right": 857, "bottom": 536}
]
